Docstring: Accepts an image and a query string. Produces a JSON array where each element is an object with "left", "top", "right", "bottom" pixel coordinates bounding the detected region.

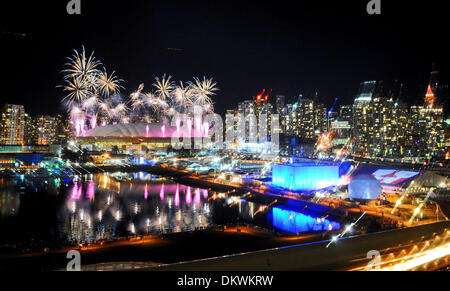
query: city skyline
[
  {"left": 1, "top": 0, "right": 449, "bottom": 116},
  {"left": 1, "top": 0, "right": 450, "bottom": 275}
]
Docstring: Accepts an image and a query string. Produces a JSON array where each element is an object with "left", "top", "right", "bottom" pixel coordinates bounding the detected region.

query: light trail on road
[{"left": 350, "top": 229, "right": 450, "bottom": 271}]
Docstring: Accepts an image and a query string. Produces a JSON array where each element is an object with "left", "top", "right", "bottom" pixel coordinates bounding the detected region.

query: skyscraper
[
  {"left": 24, "top": 113, "right": 38, "bottom": 145},
  {"left": 1, "top": 104, "right": 25, "bottom": 145},
  {"left": 339, "top": 105, "right": 353, "bottom": 122},
  {"left": 275, "top": 95, "right": 285, "bottom": 115},
  {"left": 425, "top": 64, "right": 439, "bottom": 108},
  {"left": 354, "top": 81, "right": 377, "bottom": 103},
  {"left": 295, "top": 99, "right": 315, "bottom": 139},
  {"left": 36, "top": 115, "right": 58, "bottom": 145}
]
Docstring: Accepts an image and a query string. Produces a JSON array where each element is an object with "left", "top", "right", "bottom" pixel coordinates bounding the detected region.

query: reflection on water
[
  {"left": 62, "top": 172, "right": 213, "bottom": 243},
  {"left": 270, "top": 207, "right": 340, "bottom": 233},
  {"left": 237, "top": 200, "right": 341, "bottom": 234},
  {"left": 0, "top": 172, "right": 341, "bottom": 246},
  {"left": 0, "top": 179, "right": 20, "bottom": 218}
]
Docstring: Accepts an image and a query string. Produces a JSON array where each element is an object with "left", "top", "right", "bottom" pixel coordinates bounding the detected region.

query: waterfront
[{"left": 0, "top": 172, "right": 344, "bottom": 251}]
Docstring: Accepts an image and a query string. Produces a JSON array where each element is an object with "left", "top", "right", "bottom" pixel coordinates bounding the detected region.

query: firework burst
[
  {"left": 81, "top": 95, "right": 100, "bottom": 112},
  {"left": 190, "top": 77, "right": 218, "bottom": 107},
  {"left": 110, "top": 103, "right": 128, "bottom": 120},
  {"left": 63, "top": 46, "right": 101, "bottom": 80},
  {"left": 60, "top": 46, "right": 219, "bottom": 136},
  {"left": 131, "top": 84, "right": 145, "bottom": 101},
  {"left": 62, "top": 77, "right": 88, "bottom": 105},
  {"left": 153, "top": 74, "right": 174, "bottom": 100},
  {"left": 60, "top": 46, "right": 125, "bottom": 135},
  {"left": 173, "top": 81, "right": 194, "bottom": 107},
  {"left": 97, "top": 69, "right": 123, "bottom": 97}
]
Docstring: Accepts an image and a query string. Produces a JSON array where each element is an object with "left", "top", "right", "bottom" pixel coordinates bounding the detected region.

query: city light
[{"left": 1, "top": 1, "right": 449, "bottom": 274}]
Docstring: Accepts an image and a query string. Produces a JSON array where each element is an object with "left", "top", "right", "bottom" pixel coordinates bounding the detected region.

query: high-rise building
[
  {"left": 24, "top": 113, "right": 38, "bottom": 145},
  {"left": 235, "top": 90, "right": 276, "bottom": 144},
  {"left": 225, "top": 109, "right": 237, "bottom": 145},
  {"left": 415, "top": 106, "right": 445, "bottom": 159},
  {"left": 354, "top": 81, "right": 377, "bottom": 103},
  {"left": 278, "top": 97, "right": 326, "bottom": 141},
  {"left": 281, "top": 104, "right": 297, "bottom": 135},
  {"left": 236, "top": 100, "right": 256, "bottom": 143},
  {"left": 429, "top": 63, "right": 439, "bottom": 93},
  {"left": 445, "top": 119, "right": 450, "bottom": 160},
  {"left": 392, "top": 101, "right": 414, "bottom": 157},
  {"left": 295, "top": 99, "right": 315, "bottom": 139},
  {"left": 351, "top": 74, "right": 446, "bottom": 159},
  {"left": 314, "top": 103, "right": 327, "bottom": 135},
  {"left": 425, "top": 85, "right": 437, "bottom": 108},
  {"left": 339, "top": 105, "right": 353, "bottom": 122},
  {"left": 425, "top": 64, "right": 439, "bottom": 108},
  {"left": 1, "top": 104, "right": 25, "bottom": 145},
  {"left": 36, "top": 115, "right": 58, "bottom": 145},
  {"left": 22, "top": 113, "right": 69, "bottom": 146},
  {"left": 257, "top": 102, "right": 274, "bottom": 136},
  {"left": 275, "top": 95, "right": 285, "bottom": 115},
  {"left": 407, "top": 67, "right": 446, "bottom": 159},
  {"left": 352, "top": 95, "right": 408, "bottom": 157}
]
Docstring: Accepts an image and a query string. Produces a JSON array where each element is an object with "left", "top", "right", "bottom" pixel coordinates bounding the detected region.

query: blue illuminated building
[
  {"left": 270, "top": 207, "right": 341, "bottom": 233},
  {"left": 272, "top": 163, "right": 340, "bottom": 190}
]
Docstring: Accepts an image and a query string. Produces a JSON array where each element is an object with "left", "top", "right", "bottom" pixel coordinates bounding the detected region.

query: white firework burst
[
  {"left": 190, "top": 77, "right": 219, "bottom": 106},
  {"left": 82, "top": 95, "right": 100, "bottom": 112},
  {"left": 69, "top": 105, "right": 85, "bottom": 120},
  {"left": 131, "top": 98, "right": 146, "bottom": 111},
  {"left": 98, "top": 100, "right": 111, "bottom": 114},
  {"left": 97, "top": 69, "right": 123, "bottom": 97},
  {"left": 63, "top": 46, "right": 101, "bottom": 80},
  {"left": 62, "top": 77, "right": 88, "bottom": 104},
  {"left": 153, "top": 74, "right": 174, "bottom": 100},
  {"left": 131, "top": 83, "right": 145, "bottom": 101},
  {"left": 110, "top": 103, "right": 129, "bottom": 120},
  {"left": 173, "top": 81, "right": 194, "bottom": 107}
]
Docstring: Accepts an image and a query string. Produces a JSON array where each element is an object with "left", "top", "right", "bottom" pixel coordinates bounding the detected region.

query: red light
[
  {"left": 425, "top": 85, "right": 436, "bottom": 107},
  {"left": 255, "top": 89, "right": 272, "bottom": 104},
  {"left": 255, "top": 89, "right": 266, "bottom": 104}
]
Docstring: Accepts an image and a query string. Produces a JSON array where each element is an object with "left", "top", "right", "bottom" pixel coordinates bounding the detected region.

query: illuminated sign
[
  {"left": 371, "top": 169, "right": 419, "bottom": 185},
  {"left": 331, "top": 121, "right": 351, "bottom": 129}
]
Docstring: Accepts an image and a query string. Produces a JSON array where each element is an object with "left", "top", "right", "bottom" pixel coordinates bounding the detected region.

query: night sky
[{"left": 1, "top": 0, "right": 449, "bottom": 116}]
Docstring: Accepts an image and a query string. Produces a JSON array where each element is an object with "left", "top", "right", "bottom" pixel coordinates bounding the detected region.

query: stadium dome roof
[
  {"left": 85, "top": 123, "right": 177, "bottom": 138},
  {"left": 348, "top": 174, "right": 382, "bottom": 200}
]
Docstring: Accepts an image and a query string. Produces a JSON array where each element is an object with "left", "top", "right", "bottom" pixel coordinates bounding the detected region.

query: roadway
[{"left": 147, "top": 221, "right": 450, "bottom": 271}]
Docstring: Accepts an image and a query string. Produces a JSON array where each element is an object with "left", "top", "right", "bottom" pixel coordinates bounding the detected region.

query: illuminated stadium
[
  {"left": 86, "top": 123, "right": 179, "bottom": 138},
  {"left": 76, "top": 122, "right": 202, "bottom": 151},
  {"left": 271, "top": 163, "right": 340, "bottom": 191}
]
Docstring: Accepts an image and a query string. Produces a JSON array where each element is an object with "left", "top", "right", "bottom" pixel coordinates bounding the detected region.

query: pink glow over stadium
[{"left": 83, "top": 122, "right": 208, "bottom": 138}]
